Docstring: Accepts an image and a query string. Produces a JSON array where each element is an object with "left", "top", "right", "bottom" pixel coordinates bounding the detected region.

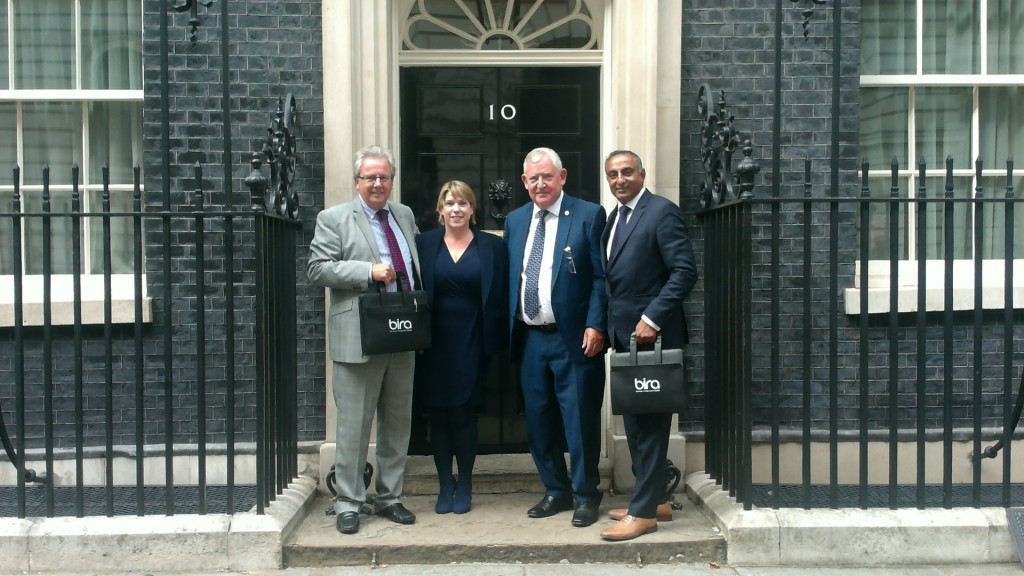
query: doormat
[{"left": 1006, "top": 508, "right": 1024, "bottom": 566}]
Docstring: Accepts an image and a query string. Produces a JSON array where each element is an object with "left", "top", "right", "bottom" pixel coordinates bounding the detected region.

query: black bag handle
[
  {"left": 369, "top": 270, "right": 410, "bottom": 305},
  {"left": 628, "top": 332, "right": 663, "bottom": 365}
]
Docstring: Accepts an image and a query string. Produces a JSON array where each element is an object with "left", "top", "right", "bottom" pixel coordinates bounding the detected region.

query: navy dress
[{"left": 420, "top": 238, "right": 486, "bottom": 410}]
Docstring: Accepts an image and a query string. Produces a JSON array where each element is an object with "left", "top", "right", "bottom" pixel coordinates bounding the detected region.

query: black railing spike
[
  {"left": 890, "top": 157, "right": 899, "bottom": 198},
  {"left": 804, "top": 158, "right": 812, "bottom": 197},
  {"left": 42, "top": 164, "right": 50, "bottom": 205},
  {"left": 945, "top": 156, "right": 955, "bottom": 197},
  {"left": 102, "top": 164, "right": 110, "bottom": 203},
  {"left": 1008, "top": 158, "right": 1016, "bottom": 199},
  {"left": 194, "top": 162, "right": 203, "bottom": 207},
  {"left": 918, "top": 158, "right": 927, "bottom": 198},
  {"left": 975, "top": 158, "right": 984, "bottom": 198},
  {"left": 860, "top": 159, "right": 869, "bottom": 198},
  {"left": 789, "top": 0, "right": 827, "bottom": 40},
  {"left": 172, "top": 0, "right": 214, "bottom": 45}
]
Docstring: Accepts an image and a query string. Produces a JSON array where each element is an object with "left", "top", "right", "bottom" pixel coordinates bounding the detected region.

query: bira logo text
[
  {"left": 634, "top": 378, "right": 660, "bottom": 392},
  {"left": 389, "top": 319, "right": 413, "bottom": 332}
]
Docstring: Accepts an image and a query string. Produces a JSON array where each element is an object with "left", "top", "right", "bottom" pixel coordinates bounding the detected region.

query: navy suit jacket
[
  {"left": 504, "top": 193, "right": 607, "bottom": 364},
  {"left": 416, "top": 226, "right": 509, "bottom": 356},
  {"left": 601, "top": 189, "right": 698, "bottom": 351}
]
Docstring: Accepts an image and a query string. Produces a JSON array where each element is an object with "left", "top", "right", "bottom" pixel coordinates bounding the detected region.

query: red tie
[{"left": 376, "top": 209, "right": 410, "bottom": 291}]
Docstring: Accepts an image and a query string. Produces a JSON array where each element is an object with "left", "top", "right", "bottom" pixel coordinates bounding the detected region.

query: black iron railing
[
  {"left": 703, "top": 156, "right": 1022, "bottom": 510},
  {"left": 0, "top": 164, "right": 299, "bottom": 518}
]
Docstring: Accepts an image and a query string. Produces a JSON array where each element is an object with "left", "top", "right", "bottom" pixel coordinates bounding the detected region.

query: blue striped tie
[{"left": 523, "top": 209, "right": 548, "bottom": 320}]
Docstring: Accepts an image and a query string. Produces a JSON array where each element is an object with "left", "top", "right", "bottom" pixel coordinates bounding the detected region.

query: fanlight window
[{"left": 403, "top": 0, "right": 598, "bottom": 51}]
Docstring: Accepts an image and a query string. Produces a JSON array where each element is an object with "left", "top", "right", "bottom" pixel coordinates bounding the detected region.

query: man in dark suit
[
  {"left": 307, "top": 145, "right": 421, "bottom": 535},
  {"left": 598, "top": 150, "right": 698, "bottom": 541},
  {"left": 504, "top": 147, "right": 607, "bottom": 528}
]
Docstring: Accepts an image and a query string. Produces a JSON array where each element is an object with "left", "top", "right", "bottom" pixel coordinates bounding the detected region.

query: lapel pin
[{"left": 564, "top": 210, "right": 570, "bottom": 216}]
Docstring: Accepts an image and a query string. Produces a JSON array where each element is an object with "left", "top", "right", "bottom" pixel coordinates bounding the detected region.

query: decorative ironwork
[
  {"left": 790, "top": 0, "right": 827, "bottom": 40},
  {"left": 173, "top": 0, "right": 214, "bottom": 45},
  {"left": 698, "top": 84, "right": 757, "bottom": 209},
  {"left": 736, "top": 141, "right": 760, "bottom": 200},
  {"left": 487, "top": 178, "right": 513, "bottom": 222},
  {"left": 245, "top": 95, "right": 300, "bottom": 219},
  {"left": 402, "top": 0, "right": 597, "bottom": 51}
]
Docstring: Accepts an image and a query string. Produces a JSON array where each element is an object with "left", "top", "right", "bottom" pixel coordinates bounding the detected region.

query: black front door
[{"left": 401, "top": 66, "right": 600, "bottom": 454}]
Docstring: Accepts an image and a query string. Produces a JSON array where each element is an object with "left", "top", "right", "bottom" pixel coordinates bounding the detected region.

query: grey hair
[
  {"left": 522, "top": 147, "right": 563, "bottom": 173},
  {"left": 604, "top": 150, "right": 644, "bottom": 171},
  {"left": 353, "top": 145, "right": 396, "bottom": 179}
]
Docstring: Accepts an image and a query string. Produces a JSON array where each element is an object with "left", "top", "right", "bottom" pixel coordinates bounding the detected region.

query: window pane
[
  {"left": 988, "top": 0, "right": 1024, "bottom": 73},
  {"left": 859, "top": 88, "right": 908, "bottom": 168},
  {"left": 517, "top": 1, "right": 594, "bottom": 49},
  {"left": 915, "top": 88, "right": 972, "bottom": 168},
  {"left": 13, "top": 0, "right": 75, "bottom": 89},
  {"left": 0, "top": 103, "right": 17, "bottom": 175},
  {"left": 923, "top": 0, "right": 980, "bottom": 74},
  {"left": 88, "top": 189, "right": 135, "bottom": 274},
  {"left": 861, "top": 0, "right": 915, "bottom": 75},
  {"left": 921, "top": 176, "right": 972, "bottom": 260},
  {"left": 22, "top": 102, "right": 83, "bottom": 186},
  {"left": 0, "top": 1, "right": 9, "bottom": 89},
  {"left": 23, "top": 190, "right": 75, "bottom": 274},
  {"left": 82, "top": 0, "right": 142, "bottom": 90},
  {"left": 979, "top": 87, "right": 1024, "bottom": 166},
  {"left": 89, "top": 102, "right": 143, "bottom": 184},
  {"left": 863, "top": 177, "right": 909, "bottom": 260}
]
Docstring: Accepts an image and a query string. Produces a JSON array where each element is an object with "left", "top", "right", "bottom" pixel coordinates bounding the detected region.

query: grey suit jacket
[{"left": 307, "top": 198, "right": 421, "bottom": 363}]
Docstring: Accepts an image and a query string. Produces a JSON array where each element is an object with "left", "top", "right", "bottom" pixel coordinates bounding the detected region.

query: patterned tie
[
  {"left": 609, "top": 205, "right": 631, "bottom": 263},
  {"left": 376, "top": 208, "right": 410, "bottom": 291},
  {"left": 523, "top": 209, "right": 548, "bottom": 320}
]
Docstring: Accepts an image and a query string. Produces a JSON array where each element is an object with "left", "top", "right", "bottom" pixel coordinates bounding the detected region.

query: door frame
[{"left": 319, "top": 0, "right": 684, "bottom": 493}]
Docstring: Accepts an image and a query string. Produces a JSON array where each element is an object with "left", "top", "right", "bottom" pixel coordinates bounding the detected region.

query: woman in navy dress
[{"left": 415, "top": 181, "right": 509, "bottom": 514}]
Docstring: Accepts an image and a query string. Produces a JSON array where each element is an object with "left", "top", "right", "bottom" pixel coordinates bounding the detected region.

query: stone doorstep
[
  {"left": 284, "top": 492, "right": 726, "bottom": 568},
  {"left": 402, "top": 453, "right": 551, "bottom": 495},
  {"left": 685, "top": 472, "right": 1019, "bottom": 567}
]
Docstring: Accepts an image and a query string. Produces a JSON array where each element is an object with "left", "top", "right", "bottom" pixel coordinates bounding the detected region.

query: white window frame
[
  {"left": 0, "top": 0, "right": 148, "bottom": 327},
  {"left": 847, "top": 0, "right": 1024, "bottom": 314}
]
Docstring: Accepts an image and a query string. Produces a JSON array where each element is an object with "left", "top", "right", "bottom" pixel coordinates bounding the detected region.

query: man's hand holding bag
[
  {"left": 358, "top": 272, "right": 431, "bottom": 355},
  {"left": 609, "top": 333, "right": 687, "bottom": 415}
]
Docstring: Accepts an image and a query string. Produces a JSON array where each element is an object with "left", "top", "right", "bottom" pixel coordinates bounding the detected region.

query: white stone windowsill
[
  {"left": 0, "top": 274, "right": 151, "bottom": 327},
  {"left": 844, "top": 259, "right": 1024, "bottom": 315}
]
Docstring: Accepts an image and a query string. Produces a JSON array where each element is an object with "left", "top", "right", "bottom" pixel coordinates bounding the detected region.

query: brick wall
[
  {"left": 0, "top": 0, "right": 326, "bottom": 452},
  {"left": 679, "top": 0, "right": 864, "bottom": 431}
]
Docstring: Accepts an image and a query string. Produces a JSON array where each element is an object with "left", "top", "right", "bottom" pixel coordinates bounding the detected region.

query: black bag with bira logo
[
  {"left": 609, "top": 333, "right": 687, "bottom": 415},
  {"left": 358, "top": 272, "right": 431, "bottom": 355}
]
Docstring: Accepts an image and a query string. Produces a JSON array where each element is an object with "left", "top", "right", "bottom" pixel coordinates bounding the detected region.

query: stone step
[
  {"left": 401, "top": 453, "right": 548, "bottom": 495},
  {"left": 284, "top": 492, "right": 726, "bottom": 567}
]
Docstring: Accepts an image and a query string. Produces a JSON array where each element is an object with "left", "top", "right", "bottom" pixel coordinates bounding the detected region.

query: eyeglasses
[{"left": 358, "top": 175, "right": 391, "bottom": 184}]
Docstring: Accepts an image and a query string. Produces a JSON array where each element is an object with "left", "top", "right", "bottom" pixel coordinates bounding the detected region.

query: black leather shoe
[
  {"left": 571, "top": 500, "right": 600, "bottom": 527},
  {"left": 336, "top": 511, "right": 360, "bottom": 534},
  {"left": 527, "top": 494, "right": 573, "bottom": 518},
  {"left": 376, "top": 503, "right": 416, "bottom": 525}
]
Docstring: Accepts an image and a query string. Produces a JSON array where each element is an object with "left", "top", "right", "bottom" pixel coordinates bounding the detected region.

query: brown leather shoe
[
  {"left": 607, "top": 502, "right": 673, "bottom": 522},
  {"left": 600, "top": 515, "right": 658, "bottom": 541}
]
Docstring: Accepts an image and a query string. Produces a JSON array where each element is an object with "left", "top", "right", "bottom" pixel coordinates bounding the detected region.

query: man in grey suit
[{"left": 307, "top": 145, "right": 421, "bottom": 535}]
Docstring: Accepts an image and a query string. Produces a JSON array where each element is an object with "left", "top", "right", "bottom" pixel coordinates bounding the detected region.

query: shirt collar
[
  {"left": 619, "top": 188, "right": 647, "bottom": 211},
  {"left": 533, "top": 192, "right": 564, "bottom": 218}
]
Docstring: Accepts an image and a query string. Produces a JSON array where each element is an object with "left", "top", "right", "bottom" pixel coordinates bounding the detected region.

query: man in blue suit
[
  {"left": 599, "top": 150, "right": 697, "bottom": 541},
  {"left": 504, "top": 147, "right": 608, "bottom": 528}
]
